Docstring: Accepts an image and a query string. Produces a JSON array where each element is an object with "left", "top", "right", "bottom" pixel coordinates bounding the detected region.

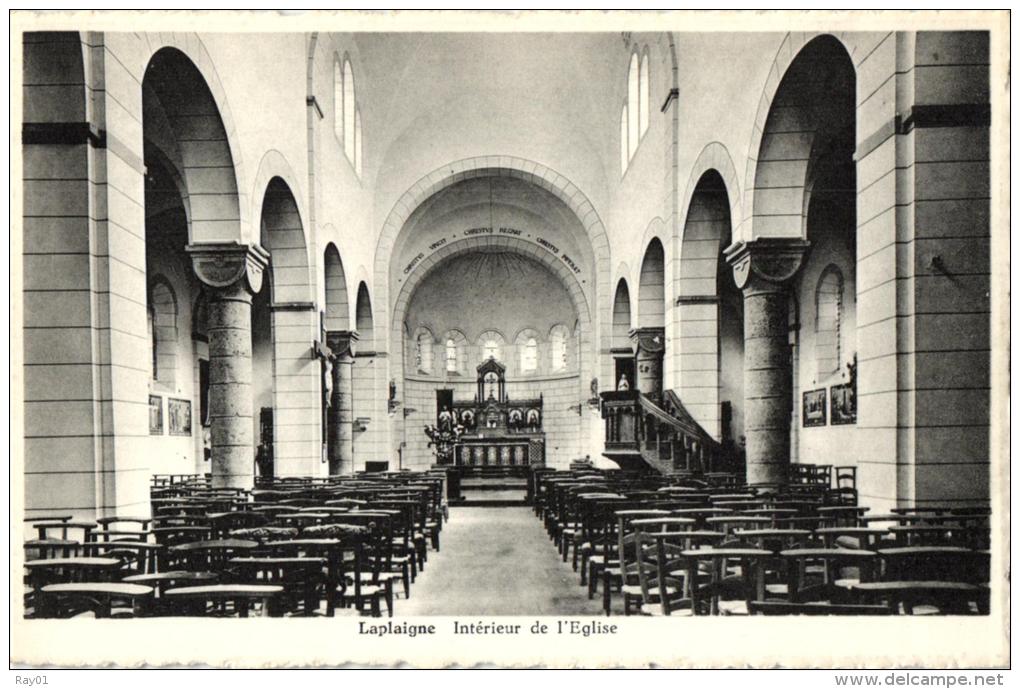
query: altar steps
[{"left": 453, "top": 478, "right": 529, "bottom": 507}]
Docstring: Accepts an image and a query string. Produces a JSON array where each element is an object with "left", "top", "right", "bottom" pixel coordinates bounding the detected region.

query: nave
[{"left": 399, "top": 507, "right": 603, "bottom": 616}]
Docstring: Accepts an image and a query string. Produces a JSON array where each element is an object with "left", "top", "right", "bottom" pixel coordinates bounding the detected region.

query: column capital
[
  {"left": 723, "top": 238, "right": 810, "bottom": 291},
  {"left": 326, "top": 329, "right": 360, "bottom": 362},
  {"left": 187, "top": 242, "right": 271, "bottom": 295},
  {"left": 628, "top": 327, "right": 665, "bottom": 356}
]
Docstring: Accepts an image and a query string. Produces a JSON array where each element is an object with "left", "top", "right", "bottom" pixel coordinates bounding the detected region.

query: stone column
[
  {"left": 724, "top": 238, "right": 809, "bottom": 487},
  {"left": 326, "top": 330, "right": 358, "bottom": 475},
  {"left": 629, "top": 327, "right": 665, "bottom": 398},
  {"left": 187, "top": 243, "right": 270, "bottom": 489}
]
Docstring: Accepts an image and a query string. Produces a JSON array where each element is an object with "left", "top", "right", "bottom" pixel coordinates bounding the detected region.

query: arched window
[
  {"left": 619, "top": 105, "right": 628, "bottom": 175},
  {"left": 445, "top": 339, "right": 457, "bottom": 373},
  {"left": 483, "top": 339, "right": 500, "bottom": 360},
  {"left": 639, "top": 51, "right": 650, "bottom": 137},
  {"left": 514, "top": 329, "right": 540, "bottom": 374},
  {"left": 815, "top": 266, "right": 844, "bottom": 378},
  {"left": 441, "top": 330, "right": 468, "bottom": 375},
  {"left": 549, "top": 324, "right": 570, "bottom": 372},
  {"left": 413, "top": 328, "right": 434, "bottom": 374},
  {"left": 477, "top": 330, "right": 504, "bottom": 362},
  {"left": 354, "top": 108, "right": 363, "bottom": 177},
  {"left": 149, "top": 279, "right": 178, "bottom": 387},
  {"left": 627, "top": 52, "right": 639, "bottom": 160},
  {"left": 521, "top": 338, "right": 538, "bottom": 373},
  {"left": 343, "top": 59, "right": 355, "bottom": 162},
  {"left": 333, "top": 60, "right": 343, "bottom": 141}
]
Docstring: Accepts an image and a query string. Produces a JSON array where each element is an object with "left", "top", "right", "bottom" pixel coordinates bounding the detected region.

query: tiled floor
[{"left": 398, "top": 507, "right": 604, "bottom": 616}]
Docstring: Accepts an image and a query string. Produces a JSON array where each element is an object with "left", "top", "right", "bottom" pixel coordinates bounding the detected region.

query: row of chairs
[
  {"left": 533, "top": 468, "right": 991, "bottom": 616},
  {"left": 25, "top": 470, "right": 451, "bottom": 618}
]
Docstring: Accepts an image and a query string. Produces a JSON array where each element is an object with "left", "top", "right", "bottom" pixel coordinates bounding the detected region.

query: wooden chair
[
  {"left": 683, "top": 546, "right": 772, "bottom": 615},
  {"left": 122, "top": 571, "right": 219, "bottom": 614},
  {"left": 633, "top": 528, "right": 694, "bottom": 616},
  {"left": 207, "top": 511, "right": 268, "bottom": 538},
  {"left": 228, "top": 556, "right": 327, "bottom": 616},
  {"left": 262, "top": 534, "right": 365, "bottom": 617},
  {"left": 307, "top": 517, "right": 394, "bottom": 617},
  {"left": 166, "top": 538, "right": 258, "bottom": 573},
  {"left": 32, "top": 520, "right": 97, "bottom": 543},
  {"left": 24, "top": 538, "right": 80, "bottom": 560},
  {"left": 779, "top": 548, "right": 879, "bottom": 603},
  {"left": 845, "top": 580, "right": 989, "bottom": 615},
  {"left": 80, "top": 540, "right": 163, "bottom": 575},
  {"left": 162, "top": 584, "right": 284, "bottom": 617},
  {"left": 602, "top": 509, "right": 670, "bottom": 615},
  {"left": 35, "top": 583, "right": 154, "bottom": 619}
]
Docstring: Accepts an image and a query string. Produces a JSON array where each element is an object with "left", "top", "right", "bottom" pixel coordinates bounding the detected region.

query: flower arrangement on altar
[{"left": 423, "top": 423, "right": 466, "bottom": 464}]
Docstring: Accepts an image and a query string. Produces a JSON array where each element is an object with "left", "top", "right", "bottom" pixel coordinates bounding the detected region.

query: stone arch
[
  {"left": 678, "top": 170, "right": 734, "bottom": 298},
  {"left": 475, "top": 328, "right": 508, "bottom": 348},
  {"left": 741, "top": 33, "right": 857, "bottom": 239},
  {"left": 680, "top": 142, "right": 742, "bottom": 247},
  {"left": 143, "top": 45, "right": 246, "bottom": 243},
  {"left": 390, "top": 237, "right": 594, "bottom": 371},
  {"left": 374, "top": 156, "right": 612, "bottom": 373},
  {"left": 255, "top": 176, "right": 319, "bottom": 477},
  {"left": 323, "top": 242, "right": 350, "bottom": 331},
  {"left": 676, "top": 169, "right": 741, "bottom": 442},
  {"left": 251, "top": 150, "right": 307, "bottom": 253},
  {"left": 259, "top": 177, "right": 313, "bottom": 304},
  {"left": 637, "top": 237, "right": 666, "bottom": 328}
]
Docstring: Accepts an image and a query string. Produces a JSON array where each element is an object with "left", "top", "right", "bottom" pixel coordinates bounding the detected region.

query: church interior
[{"left": 18, "top": 27, "right": 998, "bottom": 619}]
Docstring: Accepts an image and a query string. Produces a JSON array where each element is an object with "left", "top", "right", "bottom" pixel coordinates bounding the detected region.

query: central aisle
[{"left": 398, "top": 506, "right": 605, "bottom": 616}]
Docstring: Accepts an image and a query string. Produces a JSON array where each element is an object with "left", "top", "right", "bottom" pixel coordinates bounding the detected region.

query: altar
[{"left": 436, "top": 358, "right": 545, "bottom": 468}]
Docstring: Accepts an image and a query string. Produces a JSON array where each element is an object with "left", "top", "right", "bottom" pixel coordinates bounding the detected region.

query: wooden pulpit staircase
[{"left": 599, "top": 389, "right": 728, "bottom": 476}]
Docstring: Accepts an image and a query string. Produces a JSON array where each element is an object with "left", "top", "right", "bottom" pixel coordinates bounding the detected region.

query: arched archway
[
  {"left": 637, "top": 238, "right": 665, "bottom": 328},
  {"left": 610, "top": 278, "right": 636, "bottom": 394},
  {"left": 142, "top": 45, "right": 251, "bottom": 486},
  {"left": 747, "top": 35, "right": 855, "bottom": 240},
  {"left": 322, "top": 243, "right": 354, "bottom": 475},
  {"left": 253, "top": 177, "right": 319, "bottom": 478},
  {"left": 145, "top": 47, "right": 244, "bottom": 243},
  {"left": 737, "top": 34, "right": 857, "bottom": 486},
  {"left": 677, "top": 170, "right": 742, "bottom": 451},
  {"left": 374, "top": 157, "right": 614, "bottom": 390},
  {"left": 323, "top": 243, "right": 350, "bottom": 331},
  {"left": 351, "top": 282, "right": 380, "bottom": 471}
]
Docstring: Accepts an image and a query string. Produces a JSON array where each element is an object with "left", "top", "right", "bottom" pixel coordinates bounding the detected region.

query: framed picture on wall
[
  {"left": 802, "top": 388, "right": 827, "bottom": 427},
  {"left": 149, "top": 395, "right": 163, "bottom": 435},
  {"left": 168, "top": 398, "right": 192, "bottom": 436},
  {"left": 830, "top": 383, "right": 856, "bottom": 425}
]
